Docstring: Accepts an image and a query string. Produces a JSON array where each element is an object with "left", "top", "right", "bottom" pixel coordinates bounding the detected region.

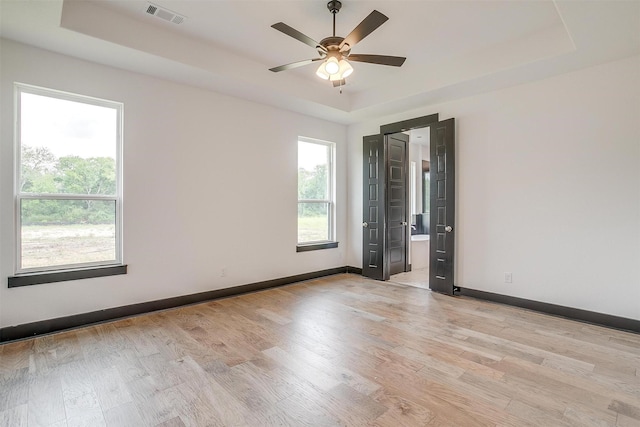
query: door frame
[
  {"left": 378, "top": 114, "right": 440, "bottom": 277},
  {"left": 380, "top": 114, "right": 440, "bottom": 135}
]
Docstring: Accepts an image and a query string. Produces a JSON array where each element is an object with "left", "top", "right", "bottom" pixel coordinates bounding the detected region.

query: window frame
[
  {"left": 13, "top": 83, "right": 124, "bottom": 276},
  {"left": 297, "top": 137, "right": 337, "bottom": 250}
]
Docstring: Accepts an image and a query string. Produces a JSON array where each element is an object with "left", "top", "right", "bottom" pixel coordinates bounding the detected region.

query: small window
[
  {"left": 297, "top": 138, "right": 336, "bottom": 248},
  {"left": 15, "top": 84, "right": 123, "bottom": 274}
]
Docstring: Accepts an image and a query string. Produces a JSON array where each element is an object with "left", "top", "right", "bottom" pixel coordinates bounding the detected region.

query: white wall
[
  {"left": 347, "top": 55, "right": 640, "bottom": 320},
  {"left": 408, "top": 142, "right": 422, "bottom": 216},
  {"left": 0, "top": 39, "right": 347, "bottom": 328}
]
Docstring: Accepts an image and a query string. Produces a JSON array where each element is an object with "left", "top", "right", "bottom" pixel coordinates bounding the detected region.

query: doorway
[
  {"left": 391, "top": 128, "right": 431, "bottom": 289},
  {"left": 362, "top": 114, "right": 456, "bottom": 295}
]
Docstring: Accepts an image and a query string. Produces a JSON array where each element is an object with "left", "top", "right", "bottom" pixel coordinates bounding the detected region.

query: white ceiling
[{"left": 1, "top": 0, "right": 639, "bottom": 124}]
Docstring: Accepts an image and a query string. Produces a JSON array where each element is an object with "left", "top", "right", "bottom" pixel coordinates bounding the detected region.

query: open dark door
[
  {"left": 362, "top": 134, "right": 387, "bottom": 280},
  {"left": 387, "top": 133, "right": 409, "bottom": 276},
  {"left": 429, "top": 118, "right": 455, "bottom": 295}
]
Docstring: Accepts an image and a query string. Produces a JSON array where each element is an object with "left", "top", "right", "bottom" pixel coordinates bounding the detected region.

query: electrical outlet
[
  {"left": 504, "top": 272, "right": 513, "bottom": 283},
  {"left": 221, "top": 268, "right": 227, "bottom": 277}
]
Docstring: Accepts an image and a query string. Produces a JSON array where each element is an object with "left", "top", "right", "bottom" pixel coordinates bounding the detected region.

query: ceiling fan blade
[
  {"left": 271, "top": 22, "right": 326, "bottom": 52},
  {"left": 348, "top": 54, "right": 406, "bottom": 67},
  {"left": 269, "top": 58, "right": 322, "bottom": 72},
  {"left": 339, "top": 10, "right": 388, "bottom": 51},
  {"left": 332, "top": 79, "right": 346, "bottom": 87}
]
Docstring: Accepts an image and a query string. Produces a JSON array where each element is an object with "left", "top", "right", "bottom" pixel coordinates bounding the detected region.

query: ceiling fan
[{"left": 269, "top": 0, "right": 406, "bottom": 87}]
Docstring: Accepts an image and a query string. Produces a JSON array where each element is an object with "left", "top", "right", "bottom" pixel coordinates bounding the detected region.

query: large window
[
  {"left": 297, "top": 138, "right": 336, "bottom": 248},
  {"left": 15, "top": 84, "right": 123, "bottom": 275}
]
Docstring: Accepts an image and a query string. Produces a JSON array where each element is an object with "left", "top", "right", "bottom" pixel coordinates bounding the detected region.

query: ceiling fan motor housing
[{"left": 319, "top": 36, "right": 350, "bottom": 58}]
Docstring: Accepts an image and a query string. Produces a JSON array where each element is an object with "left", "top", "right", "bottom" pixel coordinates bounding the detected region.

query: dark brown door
[
  {"left": 387, "top": 133, "right": 409, "bottom": 276},
  {"left": 362, "top": 134, "right": 387, "bottom": 280},
  {"left": 429, "top": 118, "right": 456, "bottom": 294}
]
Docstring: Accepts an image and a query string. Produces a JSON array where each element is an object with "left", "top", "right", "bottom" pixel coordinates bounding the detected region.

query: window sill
[
  {"left": 8, "top": 265, "right": 127, "bottom": 288},
  {"left": 296, "top": 242, "right": 339, "bottom": 252}
]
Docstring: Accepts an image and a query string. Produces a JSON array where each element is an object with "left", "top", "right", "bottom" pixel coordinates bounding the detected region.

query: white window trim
[
  {"left": 14, "top": 83, "right": 124, "bottom": 275},
  {"left": 297, "top": 136, "right": 336, "bottom": 245}
]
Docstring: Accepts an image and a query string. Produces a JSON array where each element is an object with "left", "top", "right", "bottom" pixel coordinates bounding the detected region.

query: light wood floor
[
  {"left": 390, "top": 267, "right": 430, "bottom": 290},
  {"left": 1, "top": 274, "right": 639, "bottom": 427}
]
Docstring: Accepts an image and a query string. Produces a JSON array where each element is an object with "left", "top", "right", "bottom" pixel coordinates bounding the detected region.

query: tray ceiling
[{"left": 1, "top": 1, "right": 639, "bottom": 123}]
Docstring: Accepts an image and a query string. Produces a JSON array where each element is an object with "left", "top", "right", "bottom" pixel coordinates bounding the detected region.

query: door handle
[
  {"left": 362, "top": 222, "right": 369, "bottom": 228},
  {"left": 445, "top": 225, "right": 452, "bottom": 232},
  {"left": 401, "top": 221, "right": 407, "bottom": 226}
]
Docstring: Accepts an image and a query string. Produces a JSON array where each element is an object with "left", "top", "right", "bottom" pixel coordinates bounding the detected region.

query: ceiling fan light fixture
[
  {"left": 325, "top": 57, "right": 340, "bottom": 75},
  {"left": 338, "top": 59, "right": 353, "bottom": 78},
  {"left": 316, "top": 64, "right": 330, "bottom": 80}
]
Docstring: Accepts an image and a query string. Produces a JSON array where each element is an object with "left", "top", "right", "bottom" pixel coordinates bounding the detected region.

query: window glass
[
  {"left": 297, "top": 202, "right": 329, "bottom": 242},
  {"left": 20, "top": 199, "right": 116, "bottom": 269}
]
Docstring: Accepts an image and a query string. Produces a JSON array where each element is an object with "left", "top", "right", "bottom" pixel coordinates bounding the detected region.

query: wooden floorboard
[{"left": 0, "top": 273, "right": 639, "bottom": 426}]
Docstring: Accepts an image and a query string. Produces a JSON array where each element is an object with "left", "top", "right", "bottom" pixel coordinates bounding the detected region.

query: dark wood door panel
[
  {"left": 429, "top": 119, "right": 455, "bottom": 295},
  {"left": 387, "top": 133, "right": 409, "bottom": 276},
  {"left": 362, "top": 134, "right": 386, "bottom": 280}
]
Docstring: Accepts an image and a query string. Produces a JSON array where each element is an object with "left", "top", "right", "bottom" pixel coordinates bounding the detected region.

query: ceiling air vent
[{"left": 145, "top": 3, "right": 186, "bottom": 25}]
